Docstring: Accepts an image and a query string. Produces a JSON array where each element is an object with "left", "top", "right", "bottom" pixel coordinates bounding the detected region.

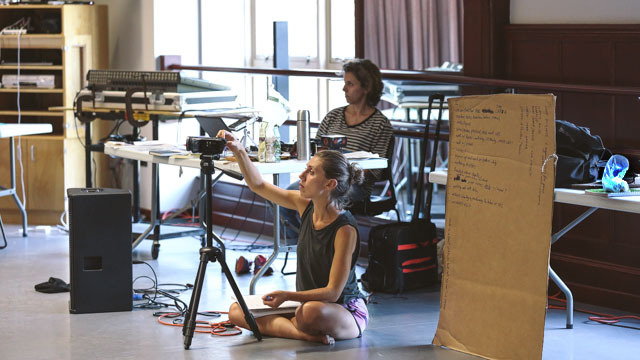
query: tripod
[{"left": 182, "top": 153, "right": 262, "bottom": 349}]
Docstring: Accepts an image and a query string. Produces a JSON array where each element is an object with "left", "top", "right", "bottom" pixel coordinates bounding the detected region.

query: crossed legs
[{"left": 228, "top": 301, "right": 360, "bottom": 344}]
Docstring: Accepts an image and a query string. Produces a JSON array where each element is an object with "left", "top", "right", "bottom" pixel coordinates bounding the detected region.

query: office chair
[{"left": 347, "top": 136, "right": 401, "bottom": 221}]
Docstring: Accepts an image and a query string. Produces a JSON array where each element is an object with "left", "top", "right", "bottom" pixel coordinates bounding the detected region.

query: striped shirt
[{"left": 315, "top": 106, "right": 393, "bottom": 185}]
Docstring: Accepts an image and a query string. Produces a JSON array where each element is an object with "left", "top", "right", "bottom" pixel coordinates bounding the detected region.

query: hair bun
[{"left": 349, "top": 163, "right": 364, "bottom": 186}]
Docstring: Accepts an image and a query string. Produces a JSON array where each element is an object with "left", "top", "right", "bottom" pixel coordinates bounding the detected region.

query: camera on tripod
[{"left": 186, "top": 136, "right": 227, "bottom": 157}]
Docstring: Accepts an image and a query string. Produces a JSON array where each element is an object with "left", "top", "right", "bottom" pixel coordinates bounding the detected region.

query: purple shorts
[{"left": 342, "top": 298, "right": 369, "bottom": 337}]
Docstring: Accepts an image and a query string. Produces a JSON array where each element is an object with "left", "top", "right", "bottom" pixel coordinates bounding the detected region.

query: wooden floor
[{"left": 1, "top": 223, "right": 638, "bottom": 360}]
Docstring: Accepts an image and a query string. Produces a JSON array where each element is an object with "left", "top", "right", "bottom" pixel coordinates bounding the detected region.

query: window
[
  {"left": 329, "top": 0, "right": 355, "bottom": 63},
  {"left": 254, "top": 0, "right": 318, "bottom": 66},
  {"left": 153, "top": 0, "right": 355, "bottom": 124}
]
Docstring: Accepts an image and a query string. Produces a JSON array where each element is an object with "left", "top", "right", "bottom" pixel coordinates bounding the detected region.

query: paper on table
[
  {"left": 585, "top": 188, "right": 640, "bottom": 197},
  {"left": 231, "top": 294, "right": 301, "bottom": 318},
  {"left": 343, "top": 151, "right": 379, "bottom": 159},
  {"left": 148, "top": 149, "right": 191, "bottom": 157}
]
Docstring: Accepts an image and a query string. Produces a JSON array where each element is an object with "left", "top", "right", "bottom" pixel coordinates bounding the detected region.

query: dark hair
[
  {"left": 343, "top": 58, "right": 383, "bottom": 107},
  {"left": 314, "top": 150, "right": 364, "bottom": 209}
]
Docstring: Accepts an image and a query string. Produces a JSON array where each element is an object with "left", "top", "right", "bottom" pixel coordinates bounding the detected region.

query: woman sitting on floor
[{"left": 218, "top": 129, "right": 369, "bottom": 345}]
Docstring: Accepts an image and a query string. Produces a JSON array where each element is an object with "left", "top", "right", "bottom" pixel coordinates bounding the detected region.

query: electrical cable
[
  {"left": 99, "top": 119, "right": 125, "bottom": 142},
  {"left": 57, "top": 210, "right": 69, "bottom": 233},
  {"left": 157, "top": 311, "right": 242, "bottom": 337},
  {"left": 132, "top": 260, "right": 158, "bottom": 304},
  {"left": 131, "top": 261, "right": 220, "bottom": 319},
  {"left": 548, "top": 291, "right": 640, "bottom": 329},
  {"left": 2, "top": 22, "right": 30, "bottom": 211}
]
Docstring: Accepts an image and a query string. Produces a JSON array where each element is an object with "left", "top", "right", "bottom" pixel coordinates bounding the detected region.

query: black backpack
[{"left": 555, "top": 120, "right": 611, "bottom": 187}]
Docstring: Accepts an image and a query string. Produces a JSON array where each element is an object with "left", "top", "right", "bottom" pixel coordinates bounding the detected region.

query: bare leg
[
  {"left": 228, "top": 303, "right": 327, "bottom": 343},
  {"left": 295, "top": 301, "right": 360, "bottom": 340},
  {"left": 228, "top": 301, "right": 360, "bottom": 344}
]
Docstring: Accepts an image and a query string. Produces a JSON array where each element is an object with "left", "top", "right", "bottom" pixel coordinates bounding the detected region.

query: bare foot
[
  {"left": 305, "top": 333, "right": 335, "bottom": 345},
  {"left": 322, "top": 334, "right": 335, "bottom": 345}
]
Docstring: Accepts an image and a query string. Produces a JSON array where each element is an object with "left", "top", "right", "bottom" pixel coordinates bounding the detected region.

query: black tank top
[{"left": 296, "top": 202, "right": 363, "bottom": 304}]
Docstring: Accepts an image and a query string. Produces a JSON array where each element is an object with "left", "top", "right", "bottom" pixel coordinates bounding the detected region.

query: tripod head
[
  {"left": 186, "top": 136, "right": 244, "bottom": 181},
  {"left": 186, "top": 136, "right": 227, "bottom": 157}
]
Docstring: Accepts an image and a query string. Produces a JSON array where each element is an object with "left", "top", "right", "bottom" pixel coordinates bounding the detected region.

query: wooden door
[{"left": 24, "top": 138, "right": 65, "bottom": 212}]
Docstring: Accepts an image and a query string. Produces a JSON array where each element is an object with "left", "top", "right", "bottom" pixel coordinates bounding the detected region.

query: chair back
[{"left": 348, "top": 135, "right": 400, "bottom": 220}]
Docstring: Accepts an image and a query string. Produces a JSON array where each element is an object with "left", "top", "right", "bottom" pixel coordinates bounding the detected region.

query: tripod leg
[
  {"left": 217, "top": 249, "right": 262, "bottom": 341},
  {"left": 0, "top": 215, "right": 7, "bottom": 249},
  {"left": 211, "top": 230, "right": 226, "bottom": 263},
  {"left": 183, "top": 248, "right": 210, "bottom": 349}
]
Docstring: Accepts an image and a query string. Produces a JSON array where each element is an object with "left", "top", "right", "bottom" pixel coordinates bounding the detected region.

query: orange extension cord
[
  {"left": 157, "top": 311, "right": 243, "bottom": 336},
  {"left": 548, "top": 292, "right": 640, "bottom": 327}
]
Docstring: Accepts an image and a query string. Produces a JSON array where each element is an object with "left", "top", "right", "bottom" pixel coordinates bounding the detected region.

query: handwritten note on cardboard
[{"left": 432, "top": 94, "right": 556, "bottom": 360}]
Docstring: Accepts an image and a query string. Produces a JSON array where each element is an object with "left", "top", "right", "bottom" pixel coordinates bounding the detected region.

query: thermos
[{"left": 296, "top": 110, "right": 310, "bottom": 160}]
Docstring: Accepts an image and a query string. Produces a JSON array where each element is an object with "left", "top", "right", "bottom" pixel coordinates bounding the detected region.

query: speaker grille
[{"left": 68, "top": 188, "right": 132, "bottom": 314}]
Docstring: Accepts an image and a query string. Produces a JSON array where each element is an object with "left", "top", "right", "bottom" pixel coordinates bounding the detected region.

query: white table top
[
  {"left": 429, "top": 170, "right": 640, "bottom": 214},
  {"left": 0, "top": 123, "right": 53, "bottom": 138},
  {"left": 104, "top": 142, "right": 388, "bottom": 175}
]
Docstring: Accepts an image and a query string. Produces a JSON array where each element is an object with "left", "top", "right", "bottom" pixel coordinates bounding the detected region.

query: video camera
[{"left": 186, "top": 136, "right": 226, "bottom": 157}]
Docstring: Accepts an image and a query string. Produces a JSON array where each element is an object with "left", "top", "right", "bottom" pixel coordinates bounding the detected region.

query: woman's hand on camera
[{"left": 216, "top": 130, "right": 242, "bottom": 153}]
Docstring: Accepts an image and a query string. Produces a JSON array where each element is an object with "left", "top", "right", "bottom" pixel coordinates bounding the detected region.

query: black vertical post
[
  {"left": 273, "top": 21, "right": 289, "bottom": 101},
  {"left": 85, "top": 122, "right": 92, "bottom": 187},
  {"left": 273, "top": 21, "right": 290, "bottom": 185}
]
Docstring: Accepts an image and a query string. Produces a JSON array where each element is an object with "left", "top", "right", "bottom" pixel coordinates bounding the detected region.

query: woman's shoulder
[
  {"left": 320, "top": 106, "right": 346, "bottom": 126},
  {"left": 337, "top": 210, "right": 358, "bottom": 228},
  {"left": 326, "top": 106, "right": 347, "bottom": 118},
  {"left": 372, "top": 108, "right": 391, "bottom": 124},
  {"left": 333, "top": 211, "right": 359, "bottom": 241}
]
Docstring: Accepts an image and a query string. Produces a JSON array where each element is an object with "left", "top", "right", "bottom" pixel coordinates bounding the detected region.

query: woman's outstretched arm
[{"left": 217, "top": 130, "right": 307, "bottom": 213}]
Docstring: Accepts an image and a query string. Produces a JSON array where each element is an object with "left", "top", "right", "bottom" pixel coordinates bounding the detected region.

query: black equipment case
[{"left": 361, "top": 94, "right": 445, "bottom": 293}]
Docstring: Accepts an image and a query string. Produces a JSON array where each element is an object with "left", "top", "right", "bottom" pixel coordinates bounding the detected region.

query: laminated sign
[{"left": 432, "top": 94, "right": 556, "bottom": 360}]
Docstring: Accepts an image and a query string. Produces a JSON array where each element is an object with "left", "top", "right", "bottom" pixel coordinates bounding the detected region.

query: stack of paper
[
  {"left": 233, "top": 294, "right": 301, "bottom": 318},
  {"left": 343, "top": 151, "right": 379, "bottom": 159}
]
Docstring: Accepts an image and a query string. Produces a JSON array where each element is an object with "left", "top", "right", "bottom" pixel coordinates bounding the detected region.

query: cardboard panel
[{"left": 433, "top": 94, "right": 556, "bottom": 360}]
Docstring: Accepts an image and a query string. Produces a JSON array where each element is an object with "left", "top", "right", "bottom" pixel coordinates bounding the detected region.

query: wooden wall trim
[
  {"left": 462, "top": 0, "right": 510, "bottom": 78},
  {"left": 355, "top": 0, "right": 364, "bottom": 59},
  {"left": 550, "top": 253, "right": 640, "bottom": 313},
  {"left": 505, "top": 24, "right": 640, "bottom": 34}
]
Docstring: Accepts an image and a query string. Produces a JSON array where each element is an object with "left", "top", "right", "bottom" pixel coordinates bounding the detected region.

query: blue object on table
[{"left": 602, "top": 154, "right": 630, "bottom": 192}]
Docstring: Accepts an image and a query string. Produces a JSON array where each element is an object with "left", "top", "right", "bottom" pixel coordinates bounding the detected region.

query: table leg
[
  {"left": 549, "top": 266, "right": 574, "bottom": 329},
  {"left": 132, "top": 162, "right": 158, "bottom": 250},
  {"left": 8, "top": 137, "right": 27, "bottom": 236},
  {"left": 549, "top": 206, "right": 597, "bottom": 329},
  {"left": 250, "top": 173, "right": 281, "bottom": 295}
]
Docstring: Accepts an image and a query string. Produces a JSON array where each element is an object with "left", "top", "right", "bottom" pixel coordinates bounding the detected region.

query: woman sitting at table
[
  {"left": 219, "top": 129, "right": 369, "bottom": 345},
  {"left": 281, "top": 58, "right": 394, "bottom": 245}
]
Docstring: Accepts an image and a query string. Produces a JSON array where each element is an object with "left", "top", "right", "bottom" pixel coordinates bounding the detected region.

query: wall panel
[{"left": 506, "top": 24, "right": 640, "bottom": 313}]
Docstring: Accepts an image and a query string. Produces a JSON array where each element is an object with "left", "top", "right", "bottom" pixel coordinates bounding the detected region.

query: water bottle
[
  {"left": 296, "top": 110, "right": 310, "bottom": 160},
  {"left": 272, "top": 124, "right": 281, "bottom": 162},
  {"left": 258, "top": 122, "right": 268, "bottom": 162}
]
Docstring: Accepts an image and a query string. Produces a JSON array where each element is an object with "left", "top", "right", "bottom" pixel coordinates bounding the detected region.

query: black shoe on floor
[{"left": 35, "top": 277, "right": 70, "bottom": 293}]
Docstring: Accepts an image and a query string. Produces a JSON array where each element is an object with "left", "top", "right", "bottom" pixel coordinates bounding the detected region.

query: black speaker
[{"left": 68, "top": 188, "right": 132, "bottom": 314}]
